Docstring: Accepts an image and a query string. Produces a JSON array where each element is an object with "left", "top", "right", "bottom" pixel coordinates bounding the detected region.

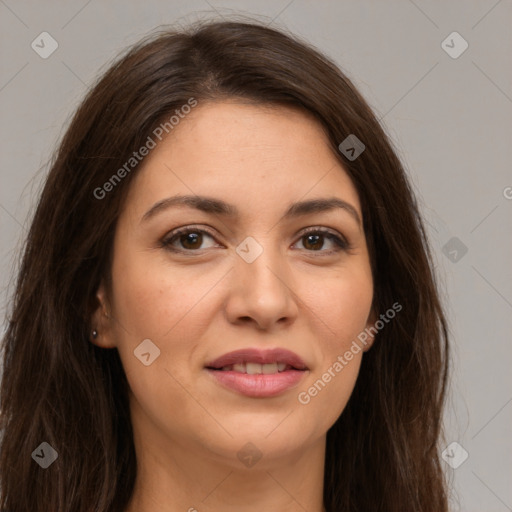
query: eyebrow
[{"left": 141, "top": 194, "right": 362, "bottom": 228}]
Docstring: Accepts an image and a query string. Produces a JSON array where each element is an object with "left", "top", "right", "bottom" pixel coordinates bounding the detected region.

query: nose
[{"left": 224, "top": 242, "right": 299, "bottom": 332}]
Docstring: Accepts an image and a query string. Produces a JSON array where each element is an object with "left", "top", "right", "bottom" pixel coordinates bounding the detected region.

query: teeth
[
  {"left": 218, "top": 362, "right": 290, "bottom": 374},
  {"left": 262, "top": 363, "right": 278, "bottom": 374},
  {"left": 246, "top": 362, "right": 262, "bottom": 375}
]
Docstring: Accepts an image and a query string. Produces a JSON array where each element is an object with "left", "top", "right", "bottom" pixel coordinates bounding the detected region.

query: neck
[{"left": 124, "top": 425, "right": 327, "bottom": 512}]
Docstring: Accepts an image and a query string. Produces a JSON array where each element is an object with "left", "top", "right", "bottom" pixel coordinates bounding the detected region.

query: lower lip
[{"left": 206, "top": 369, "right": 306, "bottom": 398}]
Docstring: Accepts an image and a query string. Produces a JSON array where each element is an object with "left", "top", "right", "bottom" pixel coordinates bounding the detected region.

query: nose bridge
[
  {"left": 236, "top": 234, "right": 288, "bottom": 296},
  {"left": 227, "top": 234, "right": 297, "bottom": 328}
]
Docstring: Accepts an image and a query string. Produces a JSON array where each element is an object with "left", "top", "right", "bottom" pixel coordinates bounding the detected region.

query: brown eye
[
  {"left": 295, "top": 228, "right": 349, "bottom": 253},
  {"left": 178, "top": 232, "right": 203, "bottom": 250},
  {"left": 162, "top": 228, "right": 218, "bottom": 252},
  {"left": 302, "top": 233, "right": 324, "bottom": 251}
]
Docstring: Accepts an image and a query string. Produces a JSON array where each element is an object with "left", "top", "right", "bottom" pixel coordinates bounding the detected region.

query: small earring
[{"left": 92, "top": 330, "right": 98, "bottom": 339}]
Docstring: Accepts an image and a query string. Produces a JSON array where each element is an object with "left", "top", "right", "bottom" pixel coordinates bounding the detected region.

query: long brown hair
[{"left": 0, "top": 19, "right": 450, "bottom": 512}]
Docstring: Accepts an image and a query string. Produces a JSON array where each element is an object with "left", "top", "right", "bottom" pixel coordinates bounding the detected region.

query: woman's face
[{"left": 93, "top": 101, "right": 375, "bottom": 467}]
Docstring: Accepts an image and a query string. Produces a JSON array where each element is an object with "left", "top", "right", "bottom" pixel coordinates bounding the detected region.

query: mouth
[
  {"left": 205, "top": 348, "right": 309, "bottom": 398},
  {"left": 209, "top": 362, "right": 296, "bottom": 374}
]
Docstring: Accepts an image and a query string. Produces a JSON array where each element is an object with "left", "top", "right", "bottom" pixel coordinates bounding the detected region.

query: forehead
[
  {"left": 122, "top": 101, "right": 362, "bottom": 221},
  {"left": 164, "top": 100, "right": 332, "bottom": 163}
]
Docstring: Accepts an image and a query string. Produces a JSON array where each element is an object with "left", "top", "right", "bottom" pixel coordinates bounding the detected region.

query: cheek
[
  {"left": 109, "top": 252, "right": 219, "bottom": 386},
  {"left": 110, "top": 250, "right": 203, "bottom": 337},
  {"left": 301, "top": 361, "right": 361, "bottom": 440},
  {"left": 312, "top": 268, "right": 373, "bottom": 352},
  {"left": 109, "top": 258, "right": 210, "bottom": 428},
  {"left": 295, "top": 268, "right": 372, "bottom": 424}
]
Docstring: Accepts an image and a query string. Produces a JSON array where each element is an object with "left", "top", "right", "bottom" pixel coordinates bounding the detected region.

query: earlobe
[{"left": 89, "top": 281, "right": 116, "bottom": 349}]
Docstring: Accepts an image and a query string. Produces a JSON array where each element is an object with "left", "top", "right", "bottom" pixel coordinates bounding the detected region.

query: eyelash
[{"left": 160, "top": 225, "right": 351, "bottom": 255}]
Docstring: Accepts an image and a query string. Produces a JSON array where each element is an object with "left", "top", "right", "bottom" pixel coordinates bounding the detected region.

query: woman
[{"left": 0, "top": 19, "right": 450, "bottom": 512}]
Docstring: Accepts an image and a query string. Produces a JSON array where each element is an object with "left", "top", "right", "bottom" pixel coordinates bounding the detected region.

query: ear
[
  {"left": 90, "top": 281, "right": 117, "bottom": 349},
  {"left": 362, "top": 307, "right": 378, "bottom": 352}
]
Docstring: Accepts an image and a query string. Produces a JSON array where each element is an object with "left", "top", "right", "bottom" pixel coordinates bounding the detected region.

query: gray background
[{"left": 1, "top": 1, "right": 511, "bottom": 510}]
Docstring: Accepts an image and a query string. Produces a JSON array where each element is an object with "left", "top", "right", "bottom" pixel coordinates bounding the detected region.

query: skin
[{"left": 91, "top": 101, "right": 376, "bottom": 512}]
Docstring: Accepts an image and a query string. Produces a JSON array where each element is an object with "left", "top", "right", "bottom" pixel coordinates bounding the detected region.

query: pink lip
[
  {"left": 206, "top": 348, "right": 308, "bottom": 370},
  {"left": 205, "top": 348, "right": 308, "bottom": 398}
]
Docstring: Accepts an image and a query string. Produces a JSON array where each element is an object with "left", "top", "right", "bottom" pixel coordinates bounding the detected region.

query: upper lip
[{"left": 206, "top": 348, "right": 308, "bottom": 370}]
